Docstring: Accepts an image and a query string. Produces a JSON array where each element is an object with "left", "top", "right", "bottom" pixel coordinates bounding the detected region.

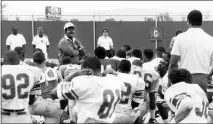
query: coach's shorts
[{"left": 29, "top": 97, "right": 61, "bottom": 118}]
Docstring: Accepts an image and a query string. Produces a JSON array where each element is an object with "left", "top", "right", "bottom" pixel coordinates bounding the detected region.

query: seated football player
[
  {"left": 50, "top": 56, "right": 123, "bottom": 123},
  {"left": 94, "top": 47, "right": 120, "bottom": 73},
  {"left": 113, "top": 60, "right": 145, "bottom": 123},
  {"left": 28, "top": 51, "right": 62, "bottom": 123},
  {"left": 165, "top": 68, "right": 209, "bottom": 123}
]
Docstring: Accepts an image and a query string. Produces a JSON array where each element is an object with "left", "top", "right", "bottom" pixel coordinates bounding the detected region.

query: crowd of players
[
  {"left": 1, "top": 44, "right": 213, "bottom": 124},
  {"left": 1, "top": 10, "right": 213, "bottom": 124}
]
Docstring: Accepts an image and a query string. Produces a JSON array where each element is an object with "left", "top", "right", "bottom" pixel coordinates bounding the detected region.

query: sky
[{"left": 2, "top": 1, "right": 213, "bottom": 21}]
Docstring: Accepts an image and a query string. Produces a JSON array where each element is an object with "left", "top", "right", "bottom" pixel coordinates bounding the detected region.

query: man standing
[
  {"left": 169, "top": 29, "right": 182, "bottom": 52},
  {"left": 6, "top": 26, "right": 26, "bottom": 51},
  {"left": 97, "top": 28, "right": 114, "bottom": 58},
  {"left": 32, "top": 27, "right": 50, "bottom": 60},
  {"left": 169, "top": 10, "right": 213, "bottom": 92},
  {"left": 58, "top": 22, "right": 85, "bottom": 65}
]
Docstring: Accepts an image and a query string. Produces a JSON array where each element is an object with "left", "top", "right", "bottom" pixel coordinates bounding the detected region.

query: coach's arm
[{"left": 58, "top": 39, "right": 79, "bottom": 57}]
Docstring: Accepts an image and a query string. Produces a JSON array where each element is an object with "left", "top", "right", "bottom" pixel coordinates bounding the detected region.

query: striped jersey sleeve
[{"left": 133, "top": 78, "right": 145, "bottom": 104}]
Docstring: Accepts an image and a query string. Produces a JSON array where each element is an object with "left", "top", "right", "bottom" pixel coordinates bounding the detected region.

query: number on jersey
[
  {"left": 169, "top": 93, "right": 191, "bottom": 109},
  {"left": 2, "top": 73, "right": 29, "bottom": 99},
  {"left": 144, "top": 73, "right": 152, "bottom": 90},
  {"left": 98, "top": 89, "right": 120, "bottom": 119},
  {"left": 195, "top": 99, "right": 209, "bottom": 118},
  {"left": 120, "top": 82, "right": 132, "bottom": 104}
]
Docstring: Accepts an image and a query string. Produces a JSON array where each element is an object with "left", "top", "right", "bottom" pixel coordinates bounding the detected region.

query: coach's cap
[{"left": 64, "top": 22, "right": 76, "bottom": 31}]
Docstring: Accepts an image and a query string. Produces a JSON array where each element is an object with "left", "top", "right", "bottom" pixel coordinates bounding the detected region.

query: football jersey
[
  {"left": 131, "top": 65, "right": 160, "bottom": 93},
  {"left": 59, "top": 64, "right": 81, "bottom": 79},
  {"left": 164, "top": 82, "right": 208, "bottom": 123},
  {"left": 39, "top": 67, "right": 60, "bottom": 99},
  {"left": 64, "top": 64, "right": 81, "bottom": 78},
  {"left": 100, "top": 59, "right": 120, "bottom": 73},
  {"left": 57, "top": 75, "right": 122, "bottom": 123},
  {"left": 1, "top": 65, "right": 41, "bottom": 110},
  {"left": 115, "top": 72, "right": 145, "bottom": 113}
]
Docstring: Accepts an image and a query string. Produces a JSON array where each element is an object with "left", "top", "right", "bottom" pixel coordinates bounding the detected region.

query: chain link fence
[{"left": 2, "top": 14, "right": 213, "bottom": 21}]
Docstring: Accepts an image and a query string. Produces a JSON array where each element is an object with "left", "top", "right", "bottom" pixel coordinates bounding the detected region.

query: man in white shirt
[
  {"left": 169, "top": 29, "right": 182, "bottom": 52},
  {"left": 6, "top": 26, "right": 26, "bottom": 51},
  {"left": 32, "top": 27, "right": 50, "bottom": 60},
  {"left": 169, "top": 10, "right": 213, "bottom": 93},
  {"left": 97, "top": 28, "right": 113, "bottom": 58}
]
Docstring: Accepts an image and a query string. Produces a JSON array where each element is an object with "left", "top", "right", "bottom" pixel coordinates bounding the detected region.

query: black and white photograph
[{"left": 1, "top": 1, "right": 213, "bottom": 123}]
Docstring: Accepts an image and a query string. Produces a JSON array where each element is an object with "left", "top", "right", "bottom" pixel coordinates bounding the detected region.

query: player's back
[
  {"left": 115, "top": 72, "right": 145, "bottom": 113},
  {"left": 100, "top": 59, "right": 120, "bottom": 73},
  {"left": 60, "top": 75, "right": 122, "bottom": 123},
  {"left": 131, "top": 65, "right": 160, "bottom": 93},
  {"left": 165, "top": 82, "right": 208, "bottom": 123},
  {"left": 2, "top": 65, "right": 41, "bottom": 110}
]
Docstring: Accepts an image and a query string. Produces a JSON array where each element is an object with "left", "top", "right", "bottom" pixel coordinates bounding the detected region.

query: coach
[
  {"left": 58, "top": 22, "right": 85, "bottom": 65},
  {"left": 97, "top": 28, "right": 114, "bottom": 58},
  {"left": 6, "top": 26, "right": 26, "bottom": 51},
  {"left": 169, "top": 10, "right": 213, "bottom": 92}
]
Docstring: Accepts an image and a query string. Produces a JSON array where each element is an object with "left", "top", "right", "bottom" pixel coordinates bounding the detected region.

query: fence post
[
  {"left": 32, "top": 15, "right": 34, "bottom": 39},
  {"left": 93, "top": 14, "right": 96, "bottom": 50},
  {"left": 155, "top": 16, "right": 158, "bottom": 49}
]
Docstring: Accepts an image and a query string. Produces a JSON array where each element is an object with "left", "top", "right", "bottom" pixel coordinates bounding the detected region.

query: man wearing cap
[
  {"left": 32, "top": 27, "right": 50, "bottom": 60},
  {"left": 6, "top": 26, "right": 26, "bottom": 51},
  {"left": 97, "top": 28, "right": 114, "bottom": 58},
  {"left": 58, "top": 22, "right": 85, "bottom": 65}
]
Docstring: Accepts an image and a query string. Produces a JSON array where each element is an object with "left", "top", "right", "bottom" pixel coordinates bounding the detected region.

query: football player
[
  {"left": 94, "top": 47, "right": 120, "bottom": 73},
  {"left": 2, "top": 50, "right": 42, "bottom": 123},
  {"left": 155, "top": 52, "right": 171, "bottom": 123},
  {"left": 127, "top": 49, "right": 142, "bottom": 64},
  {"left": 50, "top": 56, "right": 122, "bottom": 123},
  {"left": 113, "top": 60, "right": 145, "bottom": 123},
  {"left": 111, "top": 49, "right": 126, "bottom": 61},
  {"left": 28, "top": 51, "right": 62, "bottom": 123},
  {"left": 165, "top": 68, "right": 209, "bottom": 123},
  {"left": 131, "top": 63, "right": 161, "bottom": 123}
]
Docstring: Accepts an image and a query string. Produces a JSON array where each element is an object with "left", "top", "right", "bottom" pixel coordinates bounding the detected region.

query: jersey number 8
[
  {"left": 2, "top": 74, "right": 29, "bottom": 99},
  {"left": 98, "top": 89, "right": 120, "bottom": 119}
]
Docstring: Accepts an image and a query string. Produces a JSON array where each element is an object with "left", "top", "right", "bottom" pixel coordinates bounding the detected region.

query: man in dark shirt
[{"left": 58, "top": 22, "right": 85, "bottom": 65}]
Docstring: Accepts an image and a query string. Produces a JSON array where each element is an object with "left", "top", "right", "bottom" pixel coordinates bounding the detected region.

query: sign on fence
[
  {"left": 150, "top": 27, "right": 163, "bottom": 41},
  {"left": 45, "top": 6, "right": 62, "bottom": 20}
]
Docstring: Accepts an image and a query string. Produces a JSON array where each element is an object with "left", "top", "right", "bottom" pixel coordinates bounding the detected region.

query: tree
[
  {"left": 144, "top": 17, "right": 155, "bottom": 21},
  {"left": 157, "top": 12, "right": 173, "bottom": 21}
]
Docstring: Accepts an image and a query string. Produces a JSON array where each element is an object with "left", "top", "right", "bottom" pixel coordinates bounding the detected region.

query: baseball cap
[{"left": 64, "top": 22, "right": 76, "bottom": 31}]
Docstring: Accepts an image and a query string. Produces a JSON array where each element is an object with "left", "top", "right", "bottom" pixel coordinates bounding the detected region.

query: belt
[{"left": 2, "top": 109, "right": 26, "bottom": 116}]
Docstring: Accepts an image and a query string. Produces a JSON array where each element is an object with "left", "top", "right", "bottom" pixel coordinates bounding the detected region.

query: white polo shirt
[
  {"left": 171, "top": 28, "right": 213, "bottom": 74},
  {"left": 97, "top": 36, "right": 113, "bottom": 50},
  {"left": 6, "top": 34, "right": 26, "bottom": 50},
  {"left": 32, "top": 35, "right": 50, "bottom": 54}
]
